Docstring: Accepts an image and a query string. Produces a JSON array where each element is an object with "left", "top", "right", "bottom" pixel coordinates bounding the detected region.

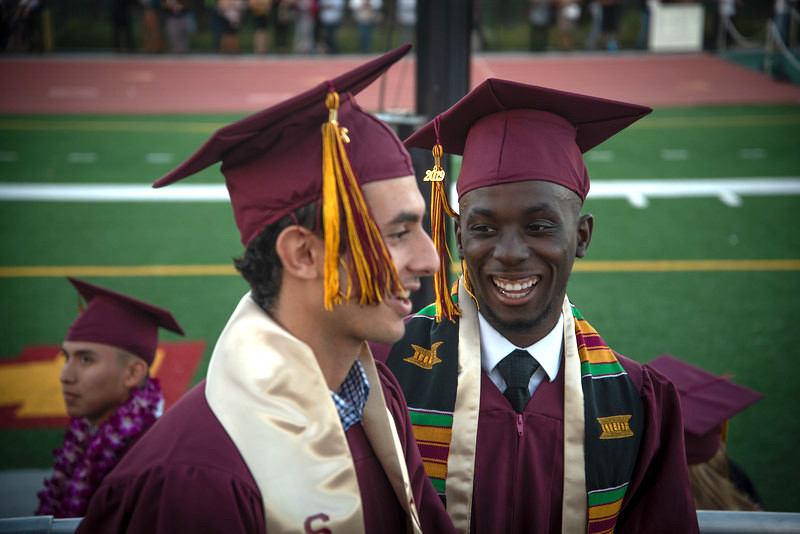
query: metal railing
[
  {"left": 0, "top": 516, "right": 81, "bottom": 534},
  {"left": 2, "top": 512, "right": 800, "bottom": 533},
  {"left": 697, "top": 511, "right": 800, "bottom": 533}
]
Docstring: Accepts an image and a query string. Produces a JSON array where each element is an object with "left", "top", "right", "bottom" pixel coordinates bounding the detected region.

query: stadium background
[{"left": 1, "top": 5, "right": 799, "bottom": 514}]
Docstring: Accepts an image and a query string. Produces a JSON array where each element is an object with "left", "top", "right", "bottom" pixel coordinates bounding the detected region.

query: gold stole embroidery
[
  {"left": 206, "top": 293, "right": 421, "bottom": 534},
  {"left": 445, "top": 289, "right": 586, "bottom": 534}
]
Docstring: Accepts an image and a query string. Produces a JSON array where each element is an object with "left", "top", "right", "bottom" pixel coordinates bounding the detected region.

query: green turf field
[{"left": 1, "top": 105, "right": 799, "bottom": 511}]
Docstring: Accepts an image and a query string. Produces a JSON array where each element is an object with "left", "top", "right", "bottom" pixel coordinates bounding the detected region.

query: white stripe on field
[
  {"left": 145, "top": 153, "right": 174, "bottom": 164},
  {"left": 66, "top": 152, "right": 97, "bottom": 164},
  {"left": 1, "top": 178, "right": 799, "bottom": 206},
  {"left": 740, "top": 148, "right": 767, "bottom": 160},
  {"left": 660, "top": 149, "right": 690, "bottom": 161}
]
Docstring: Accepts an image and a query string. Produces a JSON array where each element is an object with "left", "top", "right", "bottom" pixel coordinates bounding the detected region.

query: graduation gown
[
  {"left": 76, "top": 294, "right": 454, "bottom": 534},
  {"left": 470, "top": 355, "right": 697, "bottom": 533},
  {"left": 376, "top": 289, "right": 699, "bottom": 534},
  {"left": 76, "top": 369, "right": 453, "bottom": 533}
]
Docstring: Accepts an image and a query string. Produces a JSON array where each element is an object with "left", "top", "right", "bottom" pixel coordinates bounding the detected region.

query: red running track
[{"left": 1, "top": 52, "right": 799, "bottom": 114}]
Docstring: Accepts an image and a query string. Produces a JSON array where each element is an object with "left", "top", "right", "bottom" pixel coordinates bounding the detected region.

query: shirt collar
[
  {"left": 478, "top": 312, "right": 564, "bottom": 383},
  {"left": 329, "top": 358, "right": 370, "bottom": 431}
]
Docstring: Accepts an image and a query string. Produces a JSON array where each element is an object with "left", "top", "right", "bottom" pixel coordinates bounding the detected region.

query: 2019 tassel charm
[{"left": 426, "top": 118, "right": 461, "bottom": 322}]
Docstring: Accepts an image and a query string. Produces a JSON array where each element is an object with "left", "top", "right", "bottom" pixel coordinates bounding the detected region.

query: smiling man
[
  {"left": 76, "top": 46, "right": 455, "bottom": 534},
  {"left": 37, "top": 277, "right": 183, "bottom": 519},
  {"left": 382, "top": 79, "right": 699, "bottom": 533}
]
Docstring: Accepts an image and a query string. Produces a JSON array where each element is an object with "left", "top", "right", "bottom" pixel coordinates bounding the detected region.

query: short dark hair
[{"left": 234, "top": 202, "right": 319, "bottom": 313}]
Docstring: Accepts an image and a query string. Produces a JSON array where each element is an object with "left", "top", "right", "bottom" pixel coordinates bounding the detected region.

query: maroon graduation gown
[
  {"left": 470, "top": 354, "right": 698, "bottom": 533},
  {"left": 76, "top": 361, "right": 454, "bottom": 534}
]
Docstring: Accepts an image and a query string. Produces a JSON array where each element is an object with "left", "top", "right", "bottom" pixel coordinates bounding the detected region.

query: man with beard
[
  {"left": 76, "top": 45, "right": 455, "bottom": 534},
  {"left": 380, "top": 79, "right": 699, "bottom": 533}
]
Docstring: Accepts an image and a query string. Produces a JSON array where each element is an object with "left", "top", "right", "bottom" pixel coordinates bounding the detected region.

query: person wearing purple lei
[{"left": 36, "top": 277, "right": 184, "bottom": 519}]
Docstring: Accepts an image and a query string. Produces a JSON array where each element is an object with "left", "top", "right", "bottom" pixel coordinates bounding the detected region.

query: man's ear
[
  {"left": 576, "top": 213, "right": 594, "bottom": 258},
  {"left": 454, "top": 218, "right": 465, "bottom": 260},
  {"left": 123, "top": 358, "right": 148, "bottom": 390},
  {"left": 275, "top": 225, "right": 322, "bottom": 280}
]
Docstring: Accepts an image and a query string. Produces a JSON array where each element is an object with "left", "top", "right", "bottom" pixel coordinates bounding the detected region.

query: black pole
[
  {"left": 415, "top": 0, "right": 472, "bottom": 119},
  {"left": 399, "top": 0, "right": 471, "bottom": 312}
]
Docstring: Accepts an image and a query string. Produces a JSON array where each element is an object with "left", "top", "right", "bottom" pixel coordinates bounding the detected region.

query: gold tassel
[
  {"left": 425, "top": 142, "right": 461, "bottom": 322},
  {"left": 460, "top": 259, "right": 479, "bottom": 310},
  {"left": 321, "top": 89, "right": 403, "bottom": 310}
]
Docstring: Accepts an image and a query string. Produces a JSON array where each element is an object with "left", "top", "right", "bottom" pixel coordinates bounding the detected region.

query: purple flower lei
[{"left": 36, "top": 378, "right": 163, "bottom": 518}]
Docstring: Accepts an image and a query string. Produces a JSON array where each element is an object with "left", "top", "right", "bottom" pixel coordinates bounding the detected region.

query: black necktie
[{"left": 496, "top": 349, "right": 540, "bottom": 413}]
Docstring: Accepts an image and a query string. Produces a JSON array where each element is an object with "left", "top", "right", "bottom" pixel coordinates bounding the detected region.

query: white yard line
[
  {"left": 1, "top": 178, "right": 799, "bottom": 207},
  {"left": 587, "top": 178, "right": 800, "bottom": 207}
]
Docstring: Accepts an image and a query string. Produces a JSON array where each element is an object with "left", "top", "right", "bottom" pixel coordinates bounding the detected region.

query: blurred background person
[
  {"left": 583, "top": 0, "right": 602, "bottom": 50},
  {"left": 163, "top": 0, "right": 192, "bottom": 53},
  {"left": 273, "top": 0, "right": 294, "bottom": 53},
  {"left": 635, "top": 0, "right": 654, "bottom": 50},
  {"left": 6, "top": 0, "right": 43, "bottom": 52},
  {"left": 317, "top": 0, "right": 343, "bottom": 53},
  {"left": 529, "top": 0, "right": 552, "bottom": 51},
  {"left": 396, "top": 0, "right": 415, "bottom": 45},
  {"left": 111, "top": 0, "right": 136, "bottom": 52},
  {"left": 599, "top": 0, "right": 622, "bottom": 51},
  {"left": 249, "top": 0, "right": 272, "bottom": 53},
  {"left": 649, "top": 354, "right": 765, "bottom": 511},
  {"left": 292, "top": 0, "right": 315, "bottom": 52},
  {"left": 349, "top": 0, "right": 381, "bottom": 53},
  {"left": 141, "top": 0, "right": 163, "bottom": 52},
  {"left": 556, "top": 0, "right": 580, "bottom": 50},
  {"left": 36, "top": 278, "right": 184, "bottom": 519},
  {"left": 217, "top": 0, "right": 245, "bottom": 52},
  {"left": 205, "top": 0, "right": 225, "bottom": 51}
]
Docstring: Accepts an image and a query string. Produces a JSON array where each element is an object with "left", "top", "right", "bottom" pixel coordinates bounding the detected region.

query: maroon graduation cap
[
  {"left": 403, "top": 78, "right": 651, "bottom": 322},
  {"left": 154, "top": 44, "right": 414, "bottom": 247},
  {"left": 65, "top": 277, "right": 184, "bottom": 366},
  {"left": 648, "top": 353, "right": 763, "bottom": 465},
  {"left": 404, "top": 77, "right": 652, "bottom": 202},
  {"left": 153, "top": 45, "right": 415, "bottom": 310}
]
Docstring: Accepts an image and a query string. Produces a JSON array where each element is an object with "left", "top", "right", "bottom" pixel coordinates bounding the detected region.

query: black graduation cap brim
[
  {"left": 403, "top": 78, "right": 652, "bottom": 155},
  {"left": 154, "top": 44, "right": 413, "bottom": 187},
  {"left": 648, "top": 353, "right": 763, "bottom": 437}
]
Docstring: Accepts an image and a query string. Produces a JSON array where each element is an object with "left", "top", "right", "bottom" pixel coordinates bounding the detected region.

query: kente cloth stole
[
  {"left": 385, "top": 288, "right": 643, "bottom": 534},
  {"left": 207, "top": 293, "right": 422, "bottom": 534}
]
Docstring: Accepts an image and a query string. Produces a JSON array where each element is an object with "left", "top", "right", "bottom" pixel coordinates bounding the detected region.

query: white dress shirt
[{"left": 479, "top": 312, "right": 564, "bottom": 397}]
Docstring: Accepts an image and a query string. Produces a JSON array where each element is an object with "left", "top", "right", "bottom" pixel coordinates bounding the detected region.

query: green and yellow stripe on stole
[{"left": 409, "top": 409, "right": 453, "bottom": 495}]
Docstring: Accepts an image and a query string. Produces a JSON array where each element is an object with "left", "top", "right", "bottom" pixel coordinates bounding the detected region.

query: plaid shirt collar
[{"left": 330, "top": 359, "right": 370, "bottom": 431}]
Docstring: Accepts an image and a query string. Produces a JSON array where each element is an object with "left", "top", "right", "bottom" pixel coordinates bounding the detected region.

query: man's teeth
[{"left": 493, "top": 277, "right": 538, "bottom": 295}]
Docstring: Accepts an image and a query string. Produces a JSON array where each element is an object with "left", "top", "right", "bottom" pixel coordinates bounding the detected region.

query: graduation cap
[
  {"left": 154, "top": 45, "right": 414, "bottom": 310},
  {"left": 648, "top": 354, "right": 763, "bottom": 465},
  {"left": 65, "top": 277, "right": 184, "bottom": 366},
  {"left": 404, "top": 78, "right": 652, "bottom": 322}
]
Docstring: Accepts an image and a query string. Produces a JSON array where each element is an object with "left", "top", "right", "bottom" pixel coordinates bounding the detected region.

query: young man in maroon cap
[
  {"left": 76, "top": 45, "right": 455, "bottom": 534},
  {"left": 381, "top": 79, "right": 699, "bottom": 533},
  {"left": 648, "top": 354, "right": 764, "bottom": 511},
  {"left": 37, "top": 277, "right": 184, "bottom": 519}
]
